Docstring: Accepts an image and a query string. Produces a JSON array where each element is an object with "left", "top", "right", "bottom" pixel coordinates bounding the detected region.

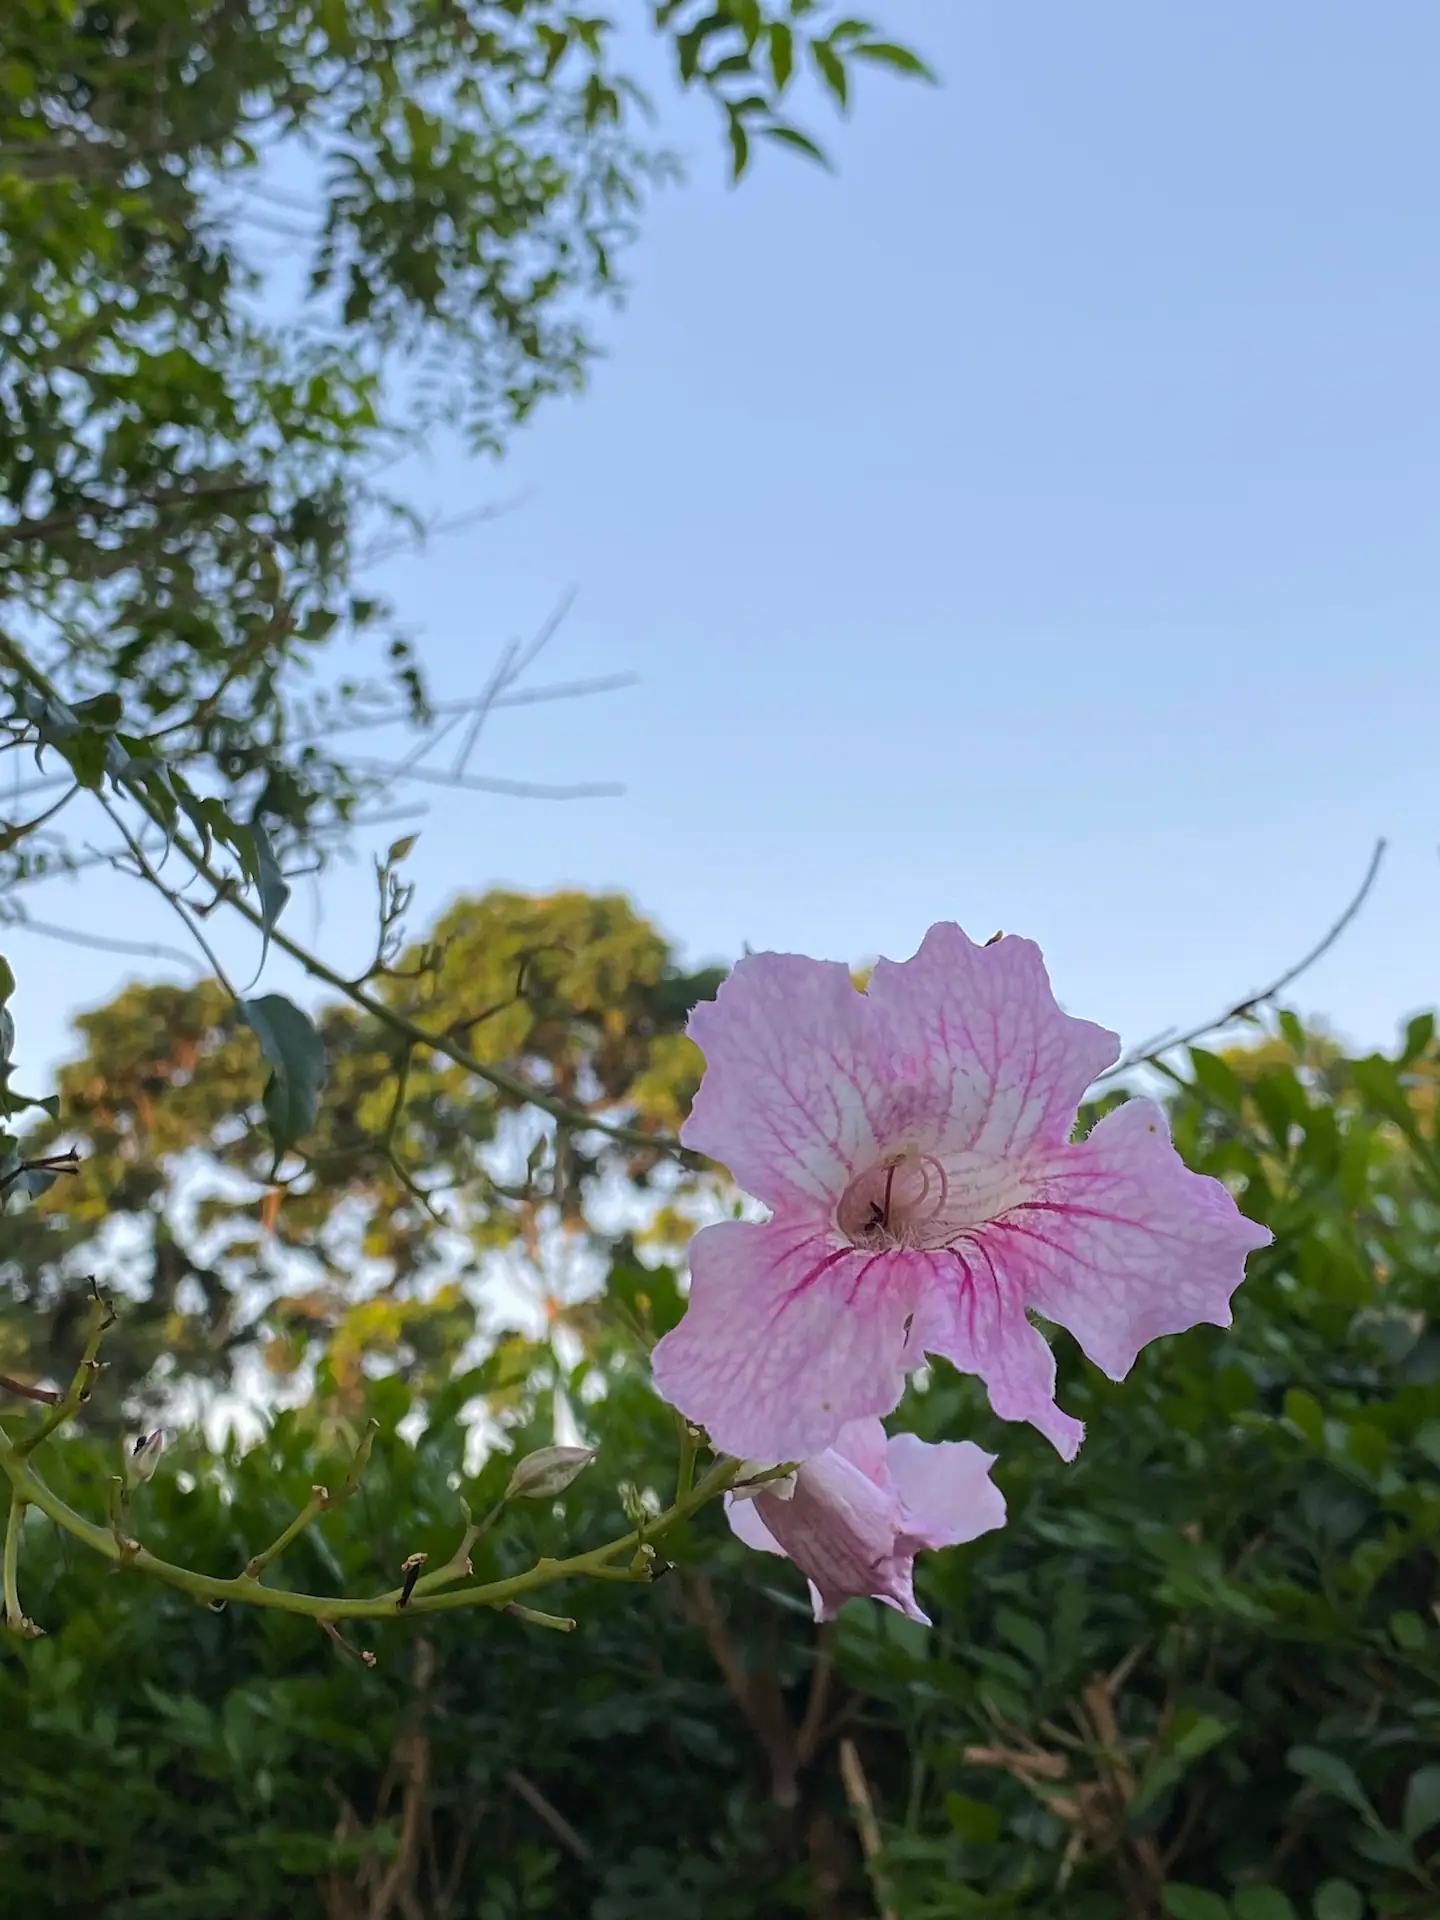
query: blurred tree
[
  {"left": 0, "top": 885, "right": 724, "bottom": 1416},
  {"left": 0, "top": 0, "right": 933, "bottom": 884}
]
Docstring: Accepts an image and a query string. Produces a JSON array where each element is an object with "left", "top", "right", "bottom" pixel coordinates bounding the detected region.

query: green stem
[
  {"left": 0, "top": 1430, "right": 738, "bottom": 1623},
  {"left": 504, "top": 1603, "right": 576, "bottom": 1632},
  {"left": 674, "top": 1412, "right": 698, "bottom": 1504},
  {"left": 3, "top": 1486, "right": 27, "bottom": 1630},
  {"left": 17, "top": 1288, "right": 114, "bottom": 1459},
  {"left": 241, "top": 1419, "right": 378, "bottom": 1581}
]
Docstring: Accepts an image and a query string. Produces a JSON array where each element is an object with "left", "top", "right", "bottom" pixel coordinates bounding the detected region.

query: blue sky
[{"left": 9, "top": 0, "right": 1439, "bottom": 1084}]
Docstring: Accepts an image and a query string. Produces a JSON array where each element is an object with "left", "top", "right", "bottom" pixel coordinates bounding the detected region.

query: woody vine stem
[{"left": 0, "top": 1292, "right": 763, "bottom": 1642}]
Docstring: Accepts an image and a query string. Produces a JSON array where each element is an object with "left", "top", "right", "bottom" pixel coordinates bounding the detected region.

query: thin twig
[
  {"left": 242, "top": 1419, "right": 378, "bottom": 1581},
  {"left": 0, "top": 1375, "right": 61, "bottom": 1407},
  {"left": 0, "top": 912, "right": 205, "bottom": 972},
  {"left": 97, "top": 794, "right": 239, "bottom": 998},
  {"left": 838, "top": 1737, "right": 898, "bottom": 1920},
  {"left": 504, "top": 1768, "right": 592, "bottom": 1862},
  {"left": 451, "top": 589, "right": 576, "bottom": 778},
  {"left": 1099, "top": 838, "right": 1386, "bottom": 1081},
  {"left": 16, "top": 1282, "right": 114, "bottom": 1458},
  {"left": 348, "top": 758, "right": 623, "bottom": 802},
  {"left": 320, "top": 1617, "right": 378, "bottom": 1667}
]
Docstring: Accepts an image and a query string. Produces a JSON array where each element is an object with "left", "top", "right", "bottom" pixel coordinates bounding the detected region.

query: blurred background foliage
[
  {"left": 0, "top": 885, "right": 726, "bottom": 1416},
  {"left": 2, "top": 935, "right": 1439, "bottom": 1920}
]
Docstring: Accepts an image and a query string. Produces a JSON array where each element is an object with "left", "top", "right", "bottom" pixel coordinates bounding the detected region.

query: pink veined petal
[
  {"left": 884, "top": 1432, "right": 1007, "bottom": 1550},
  {"left": 831, "top": 1418, "right": 889, "bottom": 1486},
  {"left": 680, "top": 951, "right": 894, "bottom": 1214},
  {"left": 907, "top": 1246, "right": 1086, "bottom": 1460},
  {"left": 865, "top": 924, "right": 1120, "bottom": 1160},
  {"left": 651, "top": 1220, "right": 921, "bottom": 1460},
  {"left": 987, "top": 1095, "right": 1273, "bottom": 1381},
  {"left": 870, "top": 1563, "right": 928, "bottom": 1626},
  {"left": 726, "top": 1494, "right": 785, "bottom": 1557},
  {"left": 759, "top": 1449, "right": 921, "bottom": 1623}
]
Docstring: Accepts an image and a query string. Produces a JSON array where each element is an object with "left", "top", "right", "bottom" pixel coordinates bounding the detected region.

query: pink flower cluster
[{"left": 652, "top": 924, "right": 1271, "bottom": 1621}]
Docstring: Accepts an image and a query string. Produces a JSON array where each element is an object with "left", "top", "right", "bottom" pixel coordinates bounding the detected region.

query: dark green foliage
[
  {"left": 0, "top": 0, "right": 932, "bottom": 882},
  {"left": 2, "top": 1019, "right": 1438, "bottom": 1916}
]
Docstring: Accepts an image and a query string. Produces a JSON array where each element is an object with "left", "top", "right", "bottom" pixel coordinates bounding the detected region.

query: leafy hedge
[{"left": 2, "top": 1018, "right": 1438, "bottom": 1919}]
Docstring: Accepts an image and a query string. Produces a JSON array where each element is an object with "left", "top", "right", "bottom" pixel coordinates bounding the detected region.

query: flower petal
[
  {"left": 758, "top": 1449, "right": 921, "bottom": 1623},
  {"left": 987, "top": 1096, "right": 1273, "bottom": 1380},
  {"left": 681, "top": 952, "right": 893, "bottom": 1213},
  {"left": 907, "top": 1246, "right": 1086, "bottom": 1459},
  {"left": 651, "top": 1220, "right": 921, "bottom": 1460},
  {"left": 726, "top": 1493, "right": 785, "bottom": 1556},
  {"left": 885, "top": 1433, "right": 1007, "bottom": 1549},
  {"left": 865, "top": 924, "right": 1119, "bottom": 1159},
  {"left": 831, "top": 1417, "right": 889, "bottom": 1486}
]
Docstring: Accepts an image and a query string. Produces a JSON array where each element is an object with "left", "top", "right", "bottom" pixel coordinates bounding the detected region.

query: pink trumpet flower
[
  {"left": 727, "top": 1419, "right": 1005, "bottom": 1624},
  {"left": 653, "top": 924, "right": 1271, "bottom": 1462}
]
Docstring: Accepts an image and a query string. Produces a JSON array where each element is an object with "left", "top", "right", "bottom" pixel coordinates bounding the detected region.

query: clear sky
[{"left": 8, "top": 0, "right": 1439, "bottom": 1086}]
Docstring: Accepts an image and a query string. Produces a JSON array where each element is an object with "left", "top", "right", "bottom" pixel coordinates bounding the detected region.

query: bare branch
[
  {"left": 350, "top": 758, "right": 623, "bottom": 802},
  {"left": 1099, "top": 837, "right": 1386, "bottom": 1081},
  {"left": 0, "top": 911, "right": 205, "bottom": 973},
  {"left": 451, "top": 589, "right": 576, "bottom": 778}
]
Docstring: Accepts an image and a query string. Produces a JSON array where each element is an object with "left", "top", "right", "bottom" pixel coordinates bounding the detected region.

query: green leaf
[
  {"left": 71, "top": 691, "right": 124, "bottom": 729},
  {"left": 1283, "top": 1388, "right": 1324, "bottom": 1444},
  {"left": 1131, "top": 1713, "right": 1232, "bottom": 1818},
  {"left": 759, "top": 122, "right": 830, "bottom": 165},
  {"left": 1162, "top": 1887, "right": 1231, "bottom": 1920},
  {"left": 1402, "top": 1763, "right": 1440, "bottom": 1840},
  {"left": 240, "top": 817, "right": 292, "bottom": 970},
  {"left": 1401, "top": 1010, "right": 1435, "bottom": 1063},
  {"left": 853, "top": 39, "right": 936, "bottom": 79},
  {"left": 61, "top": 728, "right": 108, "bottom": 791},
  {"left": 240, "top": 994, "right": 327, "bottom": 1160},
  {"left": 1286, "top": 1746, "right": 1373, "bottom": 1819},
  {"left": 726, "top": 107, "right": 749, "bottom": 178},
  {"left": 386, "top": 834, "right": 419, "bottom": 864},
  {"left": 1233, "top": 1890, "right": 1298, "bottom": 1920},
  {"left": 944, "top": 1791, "right": 999, "bottom": 1844},
  {"left": 993, "top": 1606, "right": 1046, "bottom": 1669},
  {"left": 0, "top": 955, "right": 13, "bottom": 1005},
  {"left": 768, "top": 21, "right": 793, "bottom": 89},
  {"left": 811, "top": 38, "right": 849, "bottom": 107},
  {"left": 1389, "top": 1609, "right": 1426, "bottom": 1651},
  {"left": 1312, "top": 1885, "right": 1363, "bottom": 1920}
]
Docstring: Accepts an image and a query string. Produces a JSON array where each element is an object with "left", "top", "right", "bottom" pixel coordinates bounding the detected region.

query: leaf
[
  {"left": 1286, "top": 1746, "right": 1374, "bottom": 1819},
  {"left": 944, "top": 1791, "right": 999, "bottom": 1844},
  {"left": 1233, "top": 1890, "right": 1298, "bottom": 1920},
  {"left": 386, "top": 834, "right": 418, "bottom": 864},
  {"left": 993, "top": 1606, "right": 1046, "bottom": 1669},
  {"left": 1131, "top": 1714, "right": 1232, "bottom": 1818},
  {"left": 768, "top": 20, "right": 793, "bottom": 89},
  {"left": 759, "top": 123, "right": 830, "bottom": 165},
  {"left": 240, "top": 995, "right": 327, "bottom": 1160},
  {"left": 811, "top": 38, "right": 849, "bottom": 108},
  {"left": 1312, "top": 1886, "right": 1362, "bottom": 1920},
  {"left": 1162, "top": 1887, "right": 1231, "bottom": 1920},
  {"left": 853, "top": 38, "right": 936, "bottom": 79},
  {"left": 71, "top": 691, "right": 124, "bottom": 729},
  {"left": 1403, "top": 1763, "right": 1440, "bottom": 1840},
  {"left": 61, "top": 729, "right": 108, "bottom": 791},
  {"left": 1283, "top": 1388, "right": 1324, "bottom": 1445},
  {"left": 725, "top": 106, "right": 749, "bottom": 178},
  {"left": 240, "top": 816, "right": 292, "bottom": 970}
]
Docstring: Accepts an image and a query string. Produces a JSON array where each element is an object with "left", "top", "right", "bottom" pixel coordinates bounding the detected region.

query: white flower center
[{"left": 836, "top": 1146, "right": 1034, "bottom": 1251}]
